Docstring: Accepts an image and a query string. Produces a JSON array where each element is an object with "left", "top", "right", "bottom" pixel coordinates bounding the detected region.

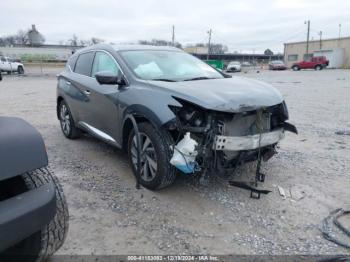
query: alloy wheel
[
  {"left": 131, "top": 133, "right": 158, "bottom": 182},
  {"left": 60, "top": 104, "right": 71, "bottom": 135}
]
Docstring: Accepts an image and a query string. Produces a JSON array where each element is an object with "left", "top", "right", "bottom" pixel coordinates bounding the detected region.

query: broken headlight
[{"left": 169, "top": 98, "right": 206, "bottom": 128}]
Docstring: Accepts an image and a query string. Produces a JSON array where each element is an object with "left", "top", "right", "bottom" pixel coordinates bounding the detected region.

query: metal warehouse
[{"left": 284, "top": 36, "right": 350, "bottom": 69}]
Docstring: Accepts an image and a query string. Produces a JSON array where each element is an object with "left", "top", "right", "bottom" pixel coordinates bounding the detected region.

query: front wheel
[{"left": 127, "top": 122, "right": 176, "bottom": 190}]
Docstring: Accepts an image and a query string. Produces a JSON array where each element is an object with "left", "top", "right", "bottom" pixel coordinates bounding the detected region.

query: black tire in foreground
[
  {"left": 3, "top": 167, "right": 69, "bottom": 261},
  {"left": 58, "top": 100, "right": 81, "bottom": 139},
  {"left": 17, "top": 66, "right": 24, "bottom": 75},
  {"left": 127, "top": 122, "right": 177, "bottom": 190}
]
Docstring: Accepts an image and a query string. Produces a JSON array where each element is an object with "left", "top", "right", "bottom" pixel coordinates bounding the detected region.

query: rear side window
[{"left": 74, "top": 52, "right": 95, "bottom": 76}]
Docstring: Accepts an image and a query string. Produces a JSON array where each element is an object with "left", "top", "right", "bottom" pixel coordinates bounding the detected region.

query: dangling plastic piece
[{"left": 170, "top": 132, "right": 198, "bottom": 173}]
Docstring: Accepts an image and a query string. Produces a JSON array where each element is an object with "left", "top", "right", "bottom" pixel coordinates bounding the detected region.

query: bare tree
[
  {"left": 188, "top": 43, "right": 228, "bottom": 54},
  {"left": 14, "top": 30, "right": 30, "bottom": 45},
  {"left": 68, "top": 34, "right": 79, "bottom": 46},
  {"left": 138, "top": 39, "right": 182, "bottom": 48}
]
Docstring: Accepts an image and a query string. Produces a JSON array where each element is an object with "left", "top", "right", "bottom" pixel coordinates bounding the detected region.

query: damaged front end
[{"left": 165, "top": 98, "right": 297, "bottom": 197}]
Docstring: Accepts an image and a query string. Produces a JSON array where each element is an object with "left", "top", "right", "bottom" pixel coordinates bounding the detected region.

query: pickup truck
[
  {"left": 0, "top": 56, "right": 25, "bottom": 74},
  {"left": 292, "top": 56, "right": 329, "bottom": 71}
]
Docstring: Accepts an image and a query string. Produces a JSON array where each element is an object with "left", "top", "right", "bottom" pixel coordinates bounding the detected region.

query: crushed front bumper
[{"left": 213, "top": 128, "right": 284, "bottom": 151}]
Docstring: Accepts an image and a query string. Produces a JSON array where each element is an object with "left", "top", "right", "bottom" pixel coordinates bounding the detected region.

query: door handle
[
  {"left": 84, "top": 90, "right": 91, "bottom": 96},
  {"left": 66, "top": 81, "right": 71, "bottom": 85}
]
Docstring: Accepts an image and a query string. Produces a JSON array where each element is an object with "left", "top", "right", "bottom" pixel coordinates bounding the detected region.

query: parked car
[
  {"left": 226, "top": 61, "right": 241, "bottom": 72},
  {"left": 0, "top": 56, "right": 25, "bottom": 74},
  {"left": 241, "top": 61, "right": 252, "bottom": 67},
  {"left": 57, "top": 44, "right": 296, "bottom": 191},
  {"left": 0, "top": 114, "right": 68, "bottom": 260},
  {"left": 268, "top": 60, "right": 287, "bottom": 70},
  {"left": 292, "top": 56, "right": 329, "bottom": 71}
]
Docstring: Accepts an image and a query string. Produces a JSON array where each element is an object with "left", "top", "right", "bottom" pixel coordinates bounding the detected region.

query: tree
[
  {"left": 188, "top": 43, "right": 228, "bottom": 54},
  {"left": 264, "top": 49, "right": 274, "bottom": 56},
  {"left": 91, "top": 37, "right": 104, "bottom": 44},
  {"left": 138, "top": 39, "right": 182, "bottom": 49},
  {"left": 14, "top": 30, "right": 30, "bottom": 45},
  {"left": 0, "top": 30, "right": 31, "bottom": 46},
  {"left": 68, "top": 34, "right": 79, "bottom": 46}
]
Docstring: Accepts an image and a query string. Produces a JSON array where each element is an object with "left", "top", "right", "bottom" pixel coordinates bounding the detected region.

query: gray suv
[{"left": 57, "top": 44, "right": 296, "bottom": 190}]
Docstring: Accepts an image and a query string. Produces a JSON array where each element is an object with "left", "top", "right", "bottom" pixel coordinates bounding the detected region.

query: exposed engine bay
[{"left": 166, "top": 98, "right": 297, "bottom": 198}]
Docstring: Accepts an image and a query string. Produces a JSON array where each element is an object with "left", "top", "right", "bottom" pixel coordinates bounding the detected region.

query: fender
[
  {"left": 122, "top": 104, "right": 175, "bottom": 129},
  {"left": 0, "top": 117, "right": 48, "bottom": 181}
]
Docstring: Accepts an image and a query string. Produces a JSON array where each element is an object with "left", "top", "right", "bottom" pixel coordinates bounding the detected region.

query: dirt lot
[{"left": 1, "top": 68, "right": 350, "bottom": 256}]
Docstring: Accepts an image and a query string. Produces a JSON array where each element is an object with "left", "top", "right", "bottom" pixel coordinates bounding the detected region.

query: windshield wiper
[
  {"left": 149, "top": 78, "right": 177, "bottom": 82},
  {"left": 183, "top": 76, "right": 217, "bottom": 81}
]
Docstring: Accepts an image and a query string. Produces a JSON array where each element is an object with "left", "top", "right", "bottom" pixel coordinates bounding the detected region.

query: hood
[{"left": 148, "top": 76, "right": 283, "bottom": 113}]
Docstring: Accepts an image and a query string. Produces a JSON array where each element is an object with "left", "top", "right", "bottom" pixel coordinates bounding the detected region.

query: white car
[
  {"left": 0, "top": 56, "right": 25, "bottom": 74},
  {"left": 226, "top": 61, "right": 241, "bottom": 72}
]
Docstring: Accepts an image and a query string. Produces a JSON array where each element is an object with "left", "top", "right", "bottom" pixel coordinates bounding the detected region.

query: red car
[
  {"left": 269, "top": 60, "right": 287, "bottom": 70},
  {"left": 292, "top": 56, "right": 329, "bottom": 71}
]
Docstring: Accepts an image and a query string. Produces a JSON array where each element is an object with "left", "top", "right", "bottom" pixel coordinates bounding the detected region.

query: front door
[{"left": 87, "top": 51, "right": 122, "bottom": 142}]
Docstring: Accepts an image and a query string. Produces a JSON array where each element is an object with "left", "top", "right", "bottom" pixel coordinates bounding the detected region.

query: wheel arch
[
  {"left": 56, "top": 96, "right": 64, "bottom": 119},
  {"left": 121, "top": 105, "right": 175, "bottom": 151}
]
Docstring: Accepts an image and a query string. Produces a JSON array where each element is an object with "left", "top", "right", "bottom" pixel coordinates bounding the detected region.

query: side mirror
[{"left": 95, "top": 71, "right": 119, "bottom": 85}]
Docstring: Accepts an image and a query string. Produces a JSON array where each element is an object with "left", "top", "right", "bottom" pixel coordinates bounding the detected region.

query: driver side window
[{"left": 91, "top": 51, "right": 120, "bottom": 77}]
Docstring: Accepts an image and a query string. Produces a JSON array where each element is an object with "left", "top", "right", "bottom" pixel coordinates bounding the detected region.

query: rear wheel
[
  {"left": 58, "top": 100, "right": 81, "bottom": 139},
  {"left": 292, "top": 65, "right": 300, "bottom": 71},
  {"left": 2, "top": 167, "right": 69, "bottom": 261},
  {"left": 315, "top": 65, "right": 322, "bottom": 70},
  {"left": 17, "top": 66, "right": 24, "bottom": 74},
  {"left": 127, "top": 122, "right": 176, "bottom": 190}
]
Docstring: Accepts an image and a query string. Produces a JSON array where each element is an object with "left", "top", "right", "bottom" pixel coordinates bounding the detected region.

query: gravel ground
[{"left": 0, "top": 68, "right": 349, "bottom": 256}]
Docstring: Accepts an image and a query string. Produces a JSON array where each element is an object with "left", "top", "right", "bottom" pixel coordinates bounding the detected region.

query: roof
[
  {"left": 285, "top": 36, "right": 350, "bottom": 45},
  {"left": 111, "top": 44, "right": 181, "bottom": 51}
]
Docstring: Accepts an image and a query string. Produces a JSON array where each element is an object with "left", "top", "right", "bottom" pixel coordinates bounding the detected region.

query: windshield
[{"left": 120, "top": 50, "right": 223, "bottom": 81}]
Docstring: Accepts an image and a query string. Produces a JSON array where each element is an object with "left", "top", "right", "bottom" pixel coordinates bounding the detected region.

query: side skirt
[{"left": 78, "top": 122, "right": 121, "bottom": 148}]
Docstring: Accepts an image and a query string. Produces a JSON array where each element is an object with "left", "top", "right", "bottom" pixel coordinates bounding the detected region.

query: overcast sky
[{"left": 1, "top": 0, "right": 350, "bottom": 53}]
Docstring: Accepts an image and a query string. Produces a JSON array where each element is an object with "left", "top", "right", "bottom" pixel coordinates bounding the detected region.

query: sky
[{"left": 1, "top": 0, "right": 350, "bottom": 53}]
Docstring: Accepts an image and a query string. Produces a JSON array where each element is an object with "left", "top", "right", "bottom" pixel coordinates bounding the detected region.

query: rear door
[
  {"left": 68, "top": 51, "right": 96, "bottom": 125},
  {"left": 87, "top": 51, "right": 121, "bottom": 142}
]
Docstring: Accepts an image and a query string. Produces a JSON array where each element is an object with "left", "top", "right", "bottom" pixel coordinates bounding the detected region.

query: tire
[
  {"left": 3, "top": 167, "right": 69, "bottom": 261},
  {"left": 292, "top": 65, "right": 300, "bottom": 71},
  {"left": 17, "top": 66, "right": 24, "bottom": 75},
  {"left": 315, "top": 65, "right": 322, "bottom": 70},
  {"left": 127, "top": 122, "right": 176, "bottom": 190},
  {"left": 58, "top": 100, "right": 81, "bottom": 139}
]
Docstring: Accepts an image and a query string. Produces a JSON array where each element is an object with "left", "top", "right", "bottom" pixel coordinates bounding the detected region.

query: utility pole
[
  {"left": 305, "top": 20, "right": 310, "bottom": 56},
  {"left": 207, "top": 29, "right": 212, "bottom": 60},
  {"left": 172, "top": 25, "right": 175, "bottom": 46},
  {"left": 338, "top": 24, "right": 342, "bottom": 47},
  {"left": 319, "top": 31, "right": 322, "bottom": 50}
]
